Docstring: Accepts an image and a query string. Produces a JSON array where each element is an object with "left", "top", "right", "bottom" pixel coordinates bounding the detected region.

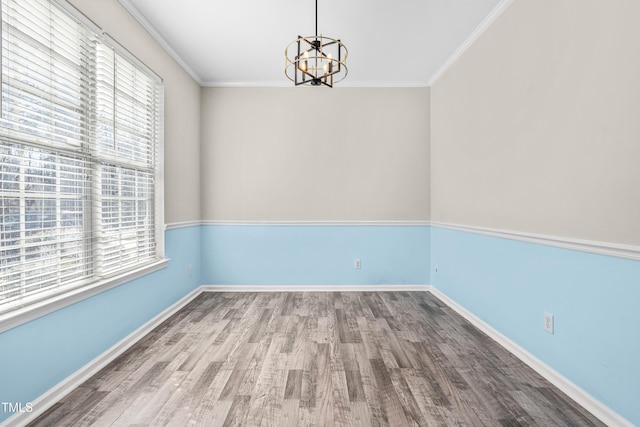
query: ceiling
[{"left": 120, "top": 0, "right": 507, "bottom": 87}]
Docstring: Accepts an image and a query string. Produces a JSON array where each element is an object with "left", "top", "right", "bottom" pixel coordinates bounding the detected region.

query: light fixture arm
[{"left": 284, "top": 0, "right": 348, "bottom": 87}]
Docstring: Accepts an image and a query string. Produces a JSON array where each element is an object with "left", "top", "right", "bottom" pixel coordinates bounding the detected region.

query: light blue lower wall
[
  {"left": 202, "top": 225, "right": 430, "bottom": 285},
  {"left": 0, "top": 226, "right": 202, "bottom": 424},
  {"left": 430, "top": 226, "right": 640, "bottom": 425},
  {"left": 3, "top": 223, "right": 638, "bottom": 424}
]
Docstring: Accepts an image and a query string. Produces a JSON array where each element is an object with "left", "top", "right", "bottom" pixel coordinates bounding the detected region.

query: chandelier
[{"left": 285, "top": 0, "right": 348, "bottom": 87}]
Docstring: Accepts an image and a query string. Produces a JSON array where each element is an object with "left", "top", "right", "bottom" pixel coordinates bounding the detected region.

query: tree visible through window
[{"left": 0, "top": 0, "right": 163, "bottom": 315}]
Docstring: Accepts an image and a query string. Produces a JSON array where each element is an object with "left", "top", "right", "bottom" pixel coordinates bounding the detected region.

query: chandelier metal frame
[{"left": 284, "top": 0, "right": 348, "bottom": 87}]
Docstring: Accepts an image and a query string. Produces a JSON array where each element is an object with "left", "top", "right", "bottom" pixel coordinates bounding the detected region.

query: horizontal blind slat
[{"left": 1, "top": 0, "right": 161, "bottom": 317}]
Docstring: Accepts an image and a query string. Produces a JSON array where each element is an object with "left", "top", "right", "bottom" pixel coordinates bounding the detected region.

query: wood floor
[{"left": 29, "top": 291, "right": 604, "bottom": 426}]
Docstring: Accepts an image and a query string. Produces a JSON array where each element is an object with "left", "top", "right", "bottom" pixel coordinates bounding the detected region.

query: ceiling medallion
[{"left": 285, "top": 0, "right": 348, "bottom": 87}]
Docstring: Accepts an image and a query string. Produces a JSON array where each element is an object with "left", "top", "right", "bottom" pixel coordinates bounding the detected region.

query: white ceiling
[{"left": 120, "top": 0, "right": 507, "bottom": 87}]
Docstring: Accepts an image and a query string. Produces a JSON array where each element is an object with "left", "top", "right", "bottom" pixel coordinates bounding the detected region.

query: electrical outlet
[
  {"left": 435, "top": 265, "right": 439, "bottom": 274},
  {"left": 354, "top": 259, "right": 361, "bottom": 269},
  {"left": 543, "top": 312, "right": 554, "bottom": 334},
  {"left": 187, "top": 264, "right": 192, "bottom": 276}
]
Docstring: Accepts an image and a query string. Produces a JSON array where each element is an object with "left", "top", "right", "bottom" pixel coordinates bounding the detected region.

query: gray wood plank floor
[{"left": 29, "top": 291, "right": 605, "bottom": 426}]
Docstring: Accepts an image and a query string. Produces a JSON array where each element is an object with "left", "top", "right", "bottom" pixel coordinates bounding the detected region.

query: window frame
[{"left": 0, "top": 0, "right": 166, "bottom": 333}]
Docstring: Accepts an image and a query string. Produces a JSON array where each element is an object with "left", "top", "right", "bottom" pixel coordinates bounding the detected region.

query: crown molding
[
  {"left": 428, "top": 0, "right": 515, "bottom": 86},
  {"left": 118, "top": 0, "right": 204, "bottom": 85},
  {"left": 120, "top": 1, "right": 513, "bottom": 89},
  {"left": 200, "top": 81, "right": 430, "bottom": 88}
]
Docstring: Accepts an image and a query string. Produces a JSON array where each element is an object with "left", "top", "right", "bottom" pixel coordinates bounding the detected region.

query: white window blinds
[
  {"left": 0, "top": 0, "right": 163, "bottom": 314},
  {"left": 95, "top": 45, "right": 159, "bottom": 276}
]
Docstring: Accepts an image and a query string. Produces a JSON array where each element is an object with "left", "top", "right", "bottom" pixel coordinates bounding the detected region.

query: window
[{"left": 0, "top": 0, "right": 163, "bottom": 318}]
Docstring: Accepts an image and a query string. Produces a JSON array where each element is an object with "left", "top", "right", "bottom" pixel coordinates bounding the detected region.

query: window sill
[{"left": 0, "top": 259, "right": 169, "bottom": 334}]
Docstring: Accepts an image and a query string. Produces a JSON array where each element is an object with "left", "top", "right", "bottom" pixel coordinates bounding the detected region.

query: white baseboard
[
  {"left": 0, "top": 287, "right": 203, "bottom": 427},
  {"left": 3, "top": 285, "right": 629, "bottom": 427},
  {"left": 201, "top": 284, "right": 431, "bottom": 292},
  {"left": 427, "top": 286, "right": 632, "bottom": 427},
  {"left": 3, "top": 284, "right": 428, "bottom": 426}
]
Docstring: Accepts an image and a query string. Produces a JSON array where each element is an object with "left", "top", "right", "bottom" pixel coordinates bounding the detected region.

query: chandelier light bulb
[{"left": 284, "top": 0, "right": 348, "bottom": 87}]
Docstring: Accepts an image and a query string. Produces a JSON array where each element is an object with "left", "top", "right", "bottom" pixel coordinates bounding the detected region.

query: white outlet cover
[
  {"left": 543, "top": 312, "right": 554, "bottom": 334},
  {"left": 354, "top": 259, "right": 361, "bottom": 269}
]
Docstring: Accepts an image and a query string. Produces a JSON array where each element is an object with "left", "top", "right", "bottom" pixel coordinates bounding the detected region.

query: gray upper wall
[
  {"left": 70, "top": 0, "right": 638, "bottom": 247},
  {"left": 200, "top": 88, "right": 430, "bottom": 222},
  {"left": 431, "top": 0, "right": 640, "bottom": 245},
  {"left": 70, "top": 0, "right": 202, "bottom": 225}
]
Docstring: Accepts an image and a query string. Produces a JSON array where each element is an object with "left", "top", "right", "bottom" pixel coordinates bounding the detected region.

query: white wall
[
  {"left": 431, "top": 0, "right": 640, "bottom": 245},
  {"left": 200, "top": 87, "right": 430, "bottom": 222},
  {"left": 70, "top": 0, "right": 202, "bottom": 225}
]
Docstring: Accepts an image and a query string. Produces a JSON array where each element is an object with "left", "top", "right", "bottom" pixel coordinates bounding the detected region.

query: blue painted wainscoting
[
  {"left": 0, "top": 226, "right": 202, "bottom": 424},
  {"left": 3, "top": 222, "right": 637, "bottom": 424},
  {"left": 430, "top": 226, "right": 640, "bottom": 425},
  {"left": 201, "top": 224, "right": 431, "bottom": 286}
]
